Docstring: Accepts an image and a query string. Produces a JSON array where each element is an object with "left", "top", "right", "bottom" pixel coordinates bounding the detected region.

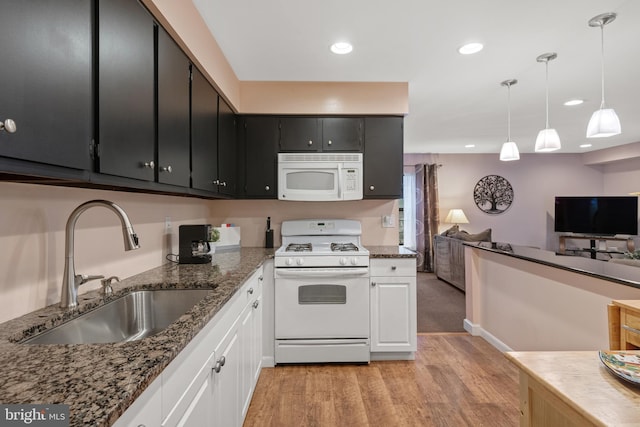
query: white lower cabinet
[
  {"left": 212, "top": 324, "right": 241, "bottom": 427},
  {"left": 113, "top": 265, "right": 266, "bottom": 427},
  {"left": 370, "top": 258, "right": 417, "bottom": 355}
]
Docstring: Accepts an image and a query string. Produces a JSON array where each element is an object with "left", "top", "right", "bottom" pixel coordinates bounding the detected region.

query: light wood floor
[{"left": 244, "top": 333, "right": 520, "bottom": 426}]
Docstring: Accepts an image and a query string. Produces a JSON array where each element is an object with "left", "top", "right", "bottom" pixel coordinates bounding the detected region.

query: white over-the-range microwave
[{"left": 277, "top": 153, "right": 363, "bottom": 201}]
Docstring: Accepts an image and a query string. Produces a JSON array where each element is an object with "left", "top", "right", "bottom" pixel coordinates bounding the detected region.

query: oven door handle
[
  {"left": 275, "top": 268, "right": 369, "bottom": 278},
  {"left": 337, "top": 163, "right": 343, "bottom": 199}
]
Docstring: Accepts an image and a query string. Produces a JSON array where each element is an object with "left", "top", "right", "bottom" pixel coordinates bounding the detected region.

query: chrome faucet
[{"left": 60, "top": 200, "right": 140, "bottom": 309}]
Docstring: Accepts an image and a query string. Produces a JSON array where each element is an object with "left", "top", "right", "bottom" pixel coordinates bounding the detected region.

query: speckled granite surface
[
  {"left": 0, "top": 248, "right": 275, "bottom": 427},
  {"left": 367, "top": 245, "right": 417, "bottom": 258}
]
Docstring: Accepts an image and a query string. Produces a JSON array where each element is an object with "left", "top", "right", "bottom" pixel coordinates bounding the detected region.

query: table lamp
[{"left": 445, "top": 209, "right": 469, "bottom": 226}]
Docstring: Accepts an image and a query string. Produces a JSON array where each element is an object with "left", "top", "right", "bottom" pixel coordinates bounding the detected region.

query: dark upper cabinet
[
  {"left": 322, "top": 118, "right": 363, "bottom": 151},
  {"left": 278, "top": 117, "right": 363, "bottom": 152},
  {"left": 279, "top": 118, "right": 320, "bottom": 151},
  {"left": 217, "top": 98, "right": 237, "bottom": 196},
  {"left": 0, "top": 0, "right": 92, "bottom": 170},
  {"left": 241, "top": 116, "right": 279, "bottom": 198},
  {"left": 157, "top": 27, "right": 190, "bottom": 187},
  {"left": 97, "top": 0, "right": 155, "bottom": 181},
  {"left": 191, "top": 67, "right": 218, "bottom": 192},
  {"left": 364, "top": 117, "right": 404, "bottom": 199}
]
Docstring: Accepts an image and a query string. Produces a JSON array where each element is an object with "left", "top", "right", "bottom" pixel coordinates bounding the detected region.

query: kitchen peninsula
[{"left": 464, "top": 242, "right": 640, "bottom": 352}]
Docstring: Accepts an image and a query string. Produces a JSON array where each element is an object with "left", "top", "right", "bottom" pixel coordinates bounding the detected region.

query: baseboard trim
[
  {"left": 463, "top": 319, "right": 513, "bottom": 352},
  {"left": 262, "top": 355, "right": 275, "bottom": 368},
  {"left": 370, "top": 352, "right": 415, "bottom": 361}
]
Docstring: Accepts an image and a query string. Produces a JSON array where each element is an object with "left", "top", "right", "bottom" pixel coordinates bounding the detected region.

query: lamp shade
[
  {"left": 445, "top": 209, "right": 469, "bottom": 225},
  {"left": 534, "top": 128, "right": 561, "bottom": 152},
  {"left": 500, "top": 141, "right": 520, "bottom": 161},
  {"left": 586, "top": 108, "right": 621, "bottom": 138}
]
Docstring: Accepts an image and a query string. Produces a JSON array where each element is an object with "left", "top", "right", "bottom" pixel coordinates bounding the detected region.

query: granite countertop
[
  {"left": 367, "top": 245, "right": 417, "bottom": 258},
  {"left": 0, "top": 248, "right": 275, "bottom": 427},
  {"left": 466, "top": 241, "right": 640, "bottom": 289}
]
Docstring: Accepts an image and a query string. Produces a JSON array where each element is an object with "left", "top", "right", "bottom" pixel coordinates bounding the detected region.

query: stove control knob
[
  {"left": 286, "top": 258, "right": 294, "bottom": 266},
  {"left": 296, "top": 258, "right": 304, "bottom": 266},
  {"left": 351, "top": 257, "right": 358, "bottom": 265},
  {"left": 339, "top": 257, "right": 347, "bottom": 265}
]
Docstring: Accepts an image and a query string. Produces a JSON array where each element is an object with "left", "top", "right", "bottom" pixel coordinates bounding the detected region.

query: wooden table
[
  {"left": 609, "top": 300, "right": 640, "bottom": 350},
  {"left": 506, "top": 351, "right": 640, "bottom": 426}
]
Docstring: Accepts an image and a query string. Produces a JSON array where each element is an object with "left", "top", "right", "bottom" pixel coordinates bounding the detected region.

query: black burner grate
[
  {"left": 285, "top": 243, "right": 313, "bottom": 252},
  {"left": 330, "top": 243, "right": 359, "bottom": 252}
]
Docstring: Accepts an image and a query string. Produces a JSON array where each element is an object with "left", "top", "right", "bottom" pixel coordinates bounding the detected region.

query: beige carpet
[{"left": 417, "top": 272, "right": 466, "bottom": 332}]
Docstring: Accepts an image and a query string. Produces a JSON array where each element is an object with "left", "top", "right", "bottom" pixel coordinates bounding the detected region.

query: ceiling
[{"left": 192, "top": 0, "right": 640, "bottom": 155}]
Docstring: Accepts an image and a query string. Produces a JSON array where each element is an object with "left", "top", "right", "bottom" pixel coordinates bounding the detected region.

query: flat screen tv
[{"left": 554, "top": 196, "right": 638, "bottom": 236}]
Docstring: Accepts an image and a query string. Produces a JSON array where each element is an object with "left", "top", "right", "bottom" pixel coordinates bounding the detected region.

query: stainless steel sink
[{"left": 23, "top": 289, "right": 213, "bottom": 345}]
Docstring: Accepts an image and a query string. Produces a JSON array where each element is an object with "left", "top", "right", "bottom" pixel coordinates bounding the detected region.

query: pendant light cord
[
  {"left": 506, "top": 83, "right": 511, "bottom": 141},
  {"left": 545, "top": 61, "right": 550, "bottom": 128},
  {"left": 600, "top": 23, "right": 606, "bottom": 109}
]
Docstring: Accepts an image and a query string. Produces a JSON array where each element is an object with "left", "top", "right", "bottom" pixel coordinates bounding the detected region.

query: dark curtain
[{"left": 415, "top": 164, "right": 440, "bottom": 272}]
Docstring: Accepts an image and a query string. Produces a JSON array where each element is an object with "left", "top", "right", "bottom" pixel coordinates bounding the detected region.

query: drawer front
[
  {"left": 623, "top": 309, "right": 640, "bottom": 331},
  {"left": 370, "top": 259, "right": 416, "bottom": 276},
  {"left": 622, "top": 309, "right": 640, "bottom": 348}
]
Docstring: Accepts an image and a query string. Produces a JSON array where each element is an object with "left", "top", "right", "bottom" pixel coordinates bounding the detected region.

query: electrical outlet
[{"left": 165, "top": 216, "right": 172, "bottom": 231}]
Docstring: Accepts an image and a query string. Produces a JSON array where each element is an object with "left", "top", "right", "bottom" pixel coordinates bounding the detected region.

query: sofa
[{"left": 433, "top": 227, "right": 492, "bottom": 291}]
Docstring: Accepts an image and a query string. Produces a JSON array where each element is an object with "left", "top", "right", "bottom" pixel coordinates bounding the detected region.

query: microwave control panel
[{"left": 343, "top": 169, "right": 358, "bottom": 191}]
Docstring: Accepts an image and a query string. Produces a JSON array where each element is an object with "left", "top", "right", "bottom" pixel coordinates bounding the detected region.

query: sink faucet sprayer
[{"left": 60, "top": 200, "right": 140, "bottom": 309}]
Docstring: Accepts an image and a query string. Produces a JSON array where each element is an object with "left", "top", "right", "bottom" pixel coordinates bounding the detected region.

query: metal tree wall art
[{"left": 473, "top": 175, "right": 514, "bottom": 214}]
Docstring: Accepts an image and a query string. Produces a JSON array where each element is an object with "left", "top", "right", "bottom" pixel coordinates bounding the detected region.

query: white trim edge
[{"left": 464, "top": 318, "right": 513, "bottom": 352}]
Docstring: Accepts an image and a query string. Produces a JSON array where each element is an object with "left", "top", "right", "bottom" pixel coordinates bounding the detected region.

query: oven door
[{"left": 274, "top": 268, "right": 370, "bottom": 339}]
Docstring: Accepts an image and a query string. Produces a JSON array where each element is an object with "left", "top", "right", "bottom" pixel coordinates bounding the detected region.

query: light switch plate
[{"left": 382, "top": 215, "right": 395, "bottom": 228}]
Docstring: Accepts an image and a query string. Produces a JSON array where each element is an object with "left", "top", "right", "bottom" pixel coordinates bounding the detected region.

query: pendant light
[
  {"left": 586, "top": 12, "right": 621, "bottom": 138},
  {"left": 535, "top": 52, "right": 561, "bottom": 152},
  {"left": 499, "top": 79, "right": 520, "bottom": 161}
]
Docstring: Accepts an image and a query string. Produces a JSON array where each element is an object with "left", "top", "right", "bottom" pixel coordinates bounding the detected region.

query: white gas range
[{"left": 274, "top": 219, "right": 371, "bottom": 364}]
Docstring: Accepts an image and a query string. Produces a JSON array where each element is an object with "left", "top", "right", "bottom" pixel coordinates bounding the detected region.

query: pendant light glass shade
[
  {"left": 535, "top": 128, "right": 561, "bottom": 152},
  {"left": 499, "top": 79, "right": 520, "bottom": 162},
  {"left": 500, "top": 141, "right": 520, "bottom": 161},
  {"left": 535, "top": 52, "right": 561, "bottom": 152},
  {"left": 586, "top": 108, "right": 621, "bottom": 138},
  {"left": 587, "top": 12, "right": 621, "bottom": 138}
]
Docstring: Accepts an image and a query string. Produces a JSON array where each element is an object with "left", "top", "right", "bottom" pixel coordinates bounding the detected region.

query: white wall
[
  {"left": 405, "top": 153, "right": 604, "bottom": 250},
  {"left": 0, "top": 182, "right": 211, "bottom": 323},
  {"left": 0, "top": 182, "right": 399, "bottom": 323},
  {"left": 602, "top": 157, "right": 640, "bottom": 194}
]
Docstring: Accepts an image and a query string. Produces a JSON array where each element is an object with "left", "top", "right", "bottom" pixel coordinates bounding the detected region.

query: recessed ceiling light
[
  {"left": 465, "top": 144, "right": 475, "bottom": 148},
  {"left": 580, "top": 143, "right": 592, "bottom": 148},
  {"left": 330, "top": 42, "right": 353, "bottom": 55},
  {"left": 564, "top": 99, "right": 584, "bottom": 106},
  {"left": 458, "top": 43, "right": 483, "bottom": 55}
]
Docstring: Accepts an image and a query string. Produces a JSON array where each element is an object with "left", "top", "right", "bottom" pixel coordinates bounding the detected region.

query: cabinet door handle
[
  {"left": 0, "top": 118, "right": 17, "bottom": 133},
  {"left": 265, "top": 185, "right": 270, "bottom": 191},
  {"left": 160, "top": 165, "right": 172, "bottom": 173},
  {"left": 213, "top": 356, "right": 226, "bottom": 373},
  {"left": 259, "top": 275, "right": 263, "bottom": 281},
  {"left": 253, "top": 300, "right": 260, "bottom": 309},
  {"left": 221, "top": 181, "right": 227, "bottom": 187},
  {"left": 213, "top": 179, "right": 220, "bottom": 185},
  {"left": 391, "top": 266, "right": 397, "bottom": 271},
  {"left": 142, "top": 161, "right": 154, "bottom": 169},
  {"left": 371, "top": 282, "right": 376, "bottom": 287},
  {"left": 247, "top": 287, "right": 254, "bottom": 295},
  {"left": 327, "top": 140, "right": 333, "bottom": 146},
  {"left": 307, "top": 140, "right": 313, "bottom": 146},
  {"left": 622, "top": 324, "right": 640, "bottom": 335},
  {"left": 369, "top": 185, "right": 375, "bottom": 191}
]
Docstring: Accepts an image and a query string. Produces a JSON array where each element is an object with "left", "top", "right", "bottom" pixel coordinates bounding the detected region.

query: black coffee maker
[{"left": 179, "top": 224, "right": 212, "bottom": 264}]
